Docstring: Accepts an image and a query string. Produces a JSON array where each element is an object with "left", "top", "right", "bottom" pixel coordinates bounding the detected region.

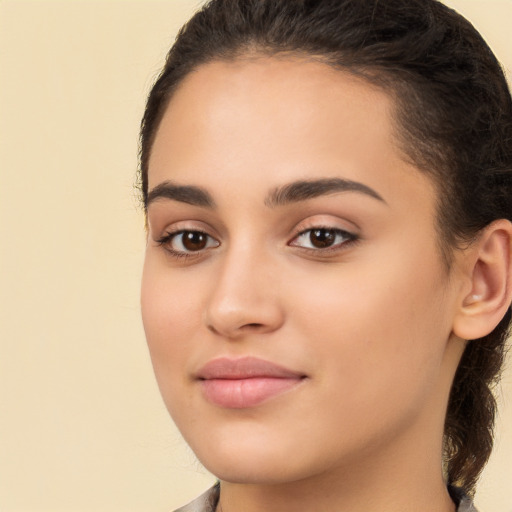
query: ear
[{"left": 452, "top": 219, "right": 512, "bottom": 341}]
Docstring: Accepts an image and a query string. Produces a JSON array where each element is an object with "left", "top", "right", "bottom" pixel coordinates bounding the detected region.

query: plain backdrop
[{"left": 0, "top": 1, "right": 511, "bottom": 511}]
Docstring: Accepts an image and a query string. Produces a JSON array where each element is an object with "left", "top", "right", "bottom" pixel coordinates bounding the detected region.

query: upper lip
[{"left": 196, "top": 356, "right": 305, "bottom": 380}]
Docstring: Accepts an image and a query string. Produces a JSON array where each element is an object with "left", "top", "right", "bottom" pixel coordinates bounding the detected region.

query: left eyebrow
[{"left": 264, "top": 178, "right": 386, "bottom": 207}]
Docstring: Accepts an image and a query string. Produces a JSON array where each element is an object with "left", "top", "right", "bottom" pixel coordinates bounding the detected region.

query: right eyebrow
[{"left": 145, "top": 180, "right": 216, "bottom": 209}]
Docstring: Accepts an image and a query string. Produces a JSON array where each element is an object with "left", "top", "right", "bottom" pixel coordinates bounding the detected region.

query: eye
[
  {"left": 290, "top": 227, "right": 357, "bottom": 250},
  {"left": 157, "top": 230, "right": 220, "bottom": 255}
]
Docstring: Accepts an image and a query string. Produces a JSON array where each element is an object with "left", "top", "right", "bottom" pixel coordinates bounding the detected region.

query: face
[{"left": 141, "top": 57, "right": 465, "bottom": 484}]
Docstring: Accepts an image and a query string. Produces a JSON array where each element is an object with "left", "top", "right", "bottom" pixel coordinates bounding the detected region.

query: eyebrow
[
  {"left": 146, "top": 177, "right": 385, "bottom": 210},
  {"left": 264, "top": 178, "right": 386, "bottom": 207},
  {"left": 145, "top": 180, "right": 216, "bottom": 209}
]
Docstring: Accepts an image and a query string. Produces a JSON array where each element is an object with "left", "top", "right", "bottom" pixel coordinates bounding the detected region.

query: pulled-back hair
[{"left": 139, "top": 0, "right": 512, "bottom": 495}]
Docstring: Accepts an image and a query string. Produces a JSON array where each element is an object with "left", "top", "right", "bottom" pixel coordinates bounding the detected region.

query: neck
[{"left": 217, "top": 439, "right": 456, "bottom": 512}]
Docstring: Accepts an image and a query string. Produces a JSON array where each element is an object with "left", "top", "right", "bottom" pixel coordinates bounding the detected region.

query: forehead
[{"left": 148, "top": 56, "right": 436, "bottom": 213}]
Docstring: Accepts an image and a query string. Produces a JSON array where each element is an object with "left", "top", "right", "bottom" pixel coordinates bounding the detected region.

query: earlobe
[{"left": 453, "top": 219, "right": 512, "bottom": 341}]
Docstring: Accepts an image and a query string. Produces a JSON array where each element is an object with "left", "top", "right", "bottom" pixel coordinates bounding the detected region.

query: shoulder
[{"left": 172, "top": 483, "right": 220, "bottom": 512}]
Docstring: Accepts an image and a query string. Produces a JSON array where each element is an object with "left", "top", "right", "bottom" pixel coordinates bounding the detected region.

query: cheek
[
  {"left": 140, "top": 256, "right": 203, "bottom": 394},
  {"left": 289, "top": 247, "right": 452, "bottom": 408}
]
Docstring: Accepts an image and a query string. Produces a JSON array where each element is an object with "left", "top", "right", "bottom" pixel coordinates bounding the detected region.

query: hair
[{"left": 138, "top": 0, "right": 512, "bottom": 496}]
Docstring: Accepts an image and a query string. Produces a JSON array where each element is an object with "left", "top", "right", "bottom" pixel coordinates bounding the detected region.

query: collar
[{"left": 173, "top": 483, "right": 478, "bottom": 512}]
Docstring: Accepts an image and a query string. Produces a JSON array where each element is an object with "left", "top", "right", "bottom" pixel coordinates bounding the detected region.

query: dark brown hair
[{"left": 138, "top": 0, "right": 512, "bottom": 495}]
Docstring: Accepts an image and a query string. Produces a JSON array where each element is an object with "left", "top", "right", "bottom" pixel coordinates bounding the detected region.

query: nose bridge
[{"left": 204, "top": 237, "right": 283, "bottom": 337}]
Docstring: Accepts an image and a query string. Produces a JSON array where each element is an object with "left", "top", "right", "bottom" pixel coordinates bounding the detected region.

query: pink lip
[{"left": 196, "top": 357, "right": 306, "bottom": 409}]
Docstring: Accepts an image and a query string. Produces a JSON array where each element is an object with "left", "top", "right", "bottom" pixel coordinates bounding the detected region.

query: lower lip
[{"left": 200, "top": 377, "right": 303, "bottom": 409}]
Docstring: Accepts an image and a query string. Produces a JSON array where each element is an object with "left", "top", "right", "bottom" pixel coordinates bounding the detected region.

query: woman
[{"left": 139, "top": 1, "right": 512, "bottom": 511}]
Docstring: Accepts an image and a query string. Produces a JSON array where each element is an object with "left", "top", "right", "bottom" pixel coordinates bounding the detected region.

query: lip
[{"left": 196, "top": 356, "right": 306, "bottom": 409}]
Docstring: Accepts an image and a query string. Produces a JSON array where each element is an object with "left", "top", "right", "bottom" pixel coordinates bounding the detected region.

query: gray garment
[
  {"left": 173, "top": 483, "right": 479, "bottom": 512},
  {"left": 449, "top": 486, "right": 479, "bottom": 512},
  {"left": 174, "top": 484, "right": 219, "bottom": 512}
]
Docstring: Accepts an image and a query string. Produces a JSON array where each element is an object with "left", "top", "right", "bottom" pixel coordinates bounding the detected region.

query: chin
[
  {"left": 186, "top": 431, "right": 335, "bottom": 486},
  {"left": 201, "top": 457, "right": 307, "bottom": 485},
  {"left": 194, "top": 444, "right": 285, "bottom": 482}
]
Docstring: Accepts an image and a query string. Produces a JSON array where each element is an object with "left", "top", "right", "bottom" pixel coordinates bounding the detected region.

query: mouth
[{"left": 195, "top": 356, "right": 307, "bottom": 409}]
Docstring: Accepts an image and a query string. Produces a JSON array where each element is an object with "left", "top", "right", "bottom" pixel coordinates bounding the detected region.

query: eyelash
[
  {"left": 156, "top": 226, "right": 359, "bottom": 260},
  {"left": 156, "top": 230, "right": 219, "bottom": 259},
  {"left": 289, "top": 226, "right": 359, "bottom": 254}
]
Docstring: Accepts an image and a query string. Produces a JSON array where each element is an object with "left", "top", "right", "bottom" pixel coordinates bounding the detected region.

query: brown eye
[
  {"left": 159, "top": 230, "right": 220, "bottom": 255},
  {"left": 290, "top": 227, "right": 356, "bottom": 251},
  {"left": 181, "top": 231, "right": 208, "bottom": 251},
  {"left": 309, "top": 229, "right": 336, "bottom": 248}
]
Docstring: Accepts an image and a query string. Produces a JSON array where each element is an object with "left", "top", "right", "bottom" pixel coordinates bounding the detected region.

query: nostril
[
  {"left": 206, "top": 322, "right": 263, "bottom": 337},
  {"left": 243, "top": 323, "right": 264, "bottom": 330}
]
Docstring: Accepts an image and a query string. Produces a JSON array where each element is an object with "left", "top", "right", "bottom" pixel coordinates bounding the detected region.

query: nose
[{"left": 204, "top": 247, "right": 285, "bottom": 339}]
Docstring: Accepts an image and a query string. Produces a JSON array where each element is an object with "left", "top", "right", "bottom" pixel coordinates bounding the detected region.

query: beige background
[{"left": 0, "top": 1, "right": 510, "bottom": 511}]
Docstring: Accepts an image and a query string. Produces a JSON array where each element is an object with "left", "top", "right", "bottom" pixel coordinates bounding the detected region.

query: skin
[{"left": 141, "top": 57, "right": 472, "bottom": 512}]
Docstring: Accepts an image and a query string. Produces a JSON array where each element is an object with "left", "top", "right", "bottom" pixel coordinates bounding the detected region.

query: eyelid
[
  {"left": 154, "top": 221, "right": 221, "bottom": 260},
  {"left": 287, "top": 215, "right": 361, "bottom": 254},
  {"left": 147, "top": 208, "right": 223, "bottom": 240},
  {"left": 289, "top": 226, "right": 357, "bottom": 248},
  {"left": 151, "top": 218, "right": 219, "bottom": 241},
  {"left": 156, "top": 230, "right": 220, "bottom": 262},
  {"left": 290, "top": 215, "right": 359, "bottom": 239}
]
